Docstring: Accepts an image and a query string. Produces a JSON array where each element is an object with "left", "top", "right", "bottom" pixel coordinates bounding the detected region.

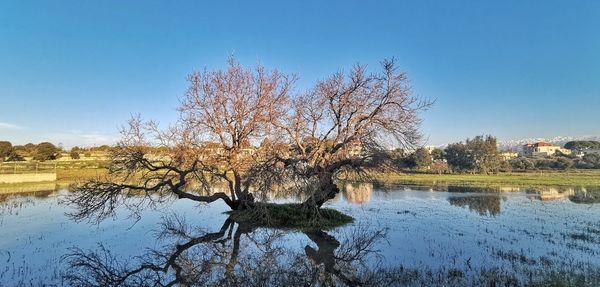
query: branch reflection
[{"left": 62, "top": 215, "right": 388, "bottom": 286}]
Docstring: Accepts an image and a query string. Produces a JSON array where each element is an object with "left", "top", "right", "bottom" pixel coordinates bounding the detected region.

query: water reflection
[
  {"left": 63, "top": 215, "right": 388, "bottom": 286},
  {"left": 524, "top": 186, "right": 600, "bottom": 204},
  {"left": 342, "top": 183, "right": 373, "bottom": 204},
  {"left": 0, "top": 183, "right": 56, "bottom": 200},
  {"left": 447, "top": 194, "right": 504, "bottom": 216}
]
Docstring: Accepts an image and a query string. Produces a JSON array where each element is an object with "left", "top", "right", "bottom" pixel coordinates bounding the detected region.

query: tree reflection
[
  {"left": 447, "top": 195, "right": 503, "bottom": 216},
  {"left": 568, "top": 187, "right": 600, "bottom": 204},
  {"left": 446, "top": 186, "right": 504, "bottom": 216},
  {"left": 62, "top": 215, "right": 387, "bottom": 286}
]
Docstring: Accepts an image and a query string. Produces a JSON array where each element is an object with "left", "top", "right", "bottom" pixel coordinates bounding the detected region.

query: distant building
[
  {"left": 521, "top": 142, "right": 571, "bottom": 157},
  {"left": 500, "top": 151, "right": 518, "bottom": 160}
]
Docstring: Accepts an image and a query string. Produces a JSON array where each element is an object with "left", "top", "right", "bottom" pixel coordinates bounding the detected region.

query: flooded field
[{"left": 1, "top": 183, "right": 600, "bottom": 286}]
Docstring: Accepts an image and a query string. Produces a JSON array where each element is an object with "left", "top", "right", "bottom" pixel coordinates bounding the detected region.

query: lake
[{"left": 1, "top": 183, "right": 600, "bottom": 286}]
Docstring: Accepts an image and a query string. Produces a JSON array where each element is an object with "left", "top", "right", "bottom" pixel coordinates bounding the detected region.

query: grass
[
  {"left": 56, "top": 168, "right": 108, "bottom": 183},
  {"left": 373, "top": 170, "right": 600, "bottom": 188},
  {"left": 227, "top": 203, "right": 354, "bottom": 230}
]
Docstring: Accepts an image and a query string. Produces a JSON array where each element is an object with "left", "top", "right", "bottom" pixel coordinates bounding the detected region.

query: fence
[
  {"left": 0, "top": 160, "right": 110, "bottom": 174},
  {"left": 0, "top": 161, "right": 57, "bottom": 174}
]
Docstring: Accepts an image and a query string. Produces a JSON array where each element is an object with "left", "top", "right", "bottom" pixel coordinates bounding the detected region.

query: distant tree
[
  {"left": 555, "top": 157, "right": 574, "bottom": 169},
  {"left": 581, "top": 153, "right": 600, "bottom": 169},
  {"left": 509, "top": 157, "right": 536, "bottom": 171},
  {"left": 0, "top": 141, "right": 12, "bottom": 161},
  {"left": 70, "top": 150, "right": 81, "bottom": 160},
  {"left": 565, "top": 141, "right": 600, "bottom": 150},
  {"left": 444, "top": 143, "right": 472, "bottom": 172},
  {"left": 24, "top": 143, "right": 36, "bottom": 154},
  {"left": 33, "top": 142, "right": 59, "bottom": 161},
  {"left": 408, "top": 147, "right": 432, "bottom": 170},
  {"left": 91, "top": 145, "right": 113, "bottom": 152},
  {"left": 535, "top": 157, "right": 574, "bottom": 170},
  {"left": 431, "top": 148, "right": 444, "bottom": 161},
  {"left": 467, "top": 136, "right": 501, "bottom": 174},
  {"left": 444, "top": 135, "right": 501, "bottom": 174}
]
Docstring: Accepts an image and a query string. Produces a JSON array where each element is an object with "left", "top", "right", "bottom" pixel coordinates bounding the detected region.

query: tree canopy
[
  {"left": 0, "top": 141, "right": 12, "bottom": 161},
  {"left": 33, "top": 142, "right": 60, "bottom": 161},
  {"left": 444, "top": 135, "right": 501, "bottom": 174},
  {"left": 67, "top": 57, "right": 431, "bottom": 222},
  {"left": 564, "top": 141, "right": 600, "bottom": 150}
]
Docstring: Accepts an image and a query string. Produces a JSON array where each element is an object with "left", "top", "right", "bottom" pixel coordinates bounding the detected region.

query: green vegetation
[
  {"left": 380, "top": 135, "right": 600, "bottom": 175},
  {"left": 227, "top": 203, "right": 353, "bottom": 230},
  {"left": 32, "top": 142, "right": 60, "bottom": 161},
  {"left": 56, "top": 168, "right": 108, "bottom": 183},
  {"left": 0, "top": 141, "right": 12, "bottom": 161},
  {"left": 374, "top": 170, "right": 600, "bottom": 187},
  {"left": 564, "top": 140, "right": 600, "bottom": 150},
  {"left": 406, "top": 147, "right": 433, "bottom": 170},
  {"left": 70, "top": 150, "right": 80, "bottom": 159},
  {"left": 445, "top": 135, "right": 502, "bottom": 174}
]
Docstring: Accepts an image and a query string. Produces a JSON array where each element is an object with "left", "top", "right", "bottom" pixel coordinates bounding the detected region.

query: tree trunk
[
  {"left": 301, "top": 175, "right": 340, "bottom": 210},
  {"left": 236, "top": 192, "right": 255, "bottom": 210}
]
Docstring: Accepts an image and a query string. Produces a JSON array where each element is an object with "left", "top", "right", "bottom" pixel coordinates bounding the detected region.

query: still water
[{"left": 1, "top": 183, "right": 600, "bottom": 286}]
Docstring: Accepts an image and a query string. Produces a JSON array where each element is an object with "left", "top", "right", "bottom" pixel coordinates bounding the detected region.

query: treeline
[
  {"left": 564, "top": 140, "right": 600, "bottom": 150},
  {"left": 384, "top": 136, "right": 600, "bottom": 174},
  {"left": 0, "top": 141, "right": 114, "bottom": 162}
]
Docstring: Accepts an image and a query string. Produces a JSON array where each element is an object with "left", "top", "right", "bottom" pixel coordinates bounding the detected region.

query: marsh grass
[{"left": 373, "top": 170, "right": 600, "bottom": 188}]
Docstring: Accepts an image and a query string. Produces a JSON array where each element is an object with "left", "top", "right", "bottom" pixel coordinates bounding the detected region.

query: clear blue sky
[{"left": 1, "top": 0, "right": 599, "bottom": 147}]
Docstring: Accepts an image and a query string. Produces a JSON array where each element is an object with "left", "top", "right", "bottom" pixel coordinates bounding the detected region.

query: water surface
[{"left": 1, "top": 183, "right": 600, "bottom": 286}]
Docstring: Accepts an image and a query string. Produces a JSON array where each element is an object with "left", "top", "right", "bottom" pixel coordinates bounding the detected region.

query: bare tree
[
  {"left": 67, "top": 57, "right": 293, "bottom": 221},
  {"left": 271, "top": 58, "right": 431, "bottom": 210},
  {"left": 67, "top": 57, "right": 429, "bottom": 222}
]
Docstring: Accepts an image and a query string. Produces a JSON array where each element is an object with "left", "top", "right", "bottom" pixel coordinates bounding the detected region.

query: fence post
[{"left": 14, "top": 162, "right": 17, "bottom": 174}]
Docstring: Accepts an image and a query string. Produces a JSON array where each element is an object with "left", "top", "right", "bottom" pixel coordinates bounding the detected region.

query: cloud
[{"left": 0, "top": 122, "right": 22, "bottom": 130}]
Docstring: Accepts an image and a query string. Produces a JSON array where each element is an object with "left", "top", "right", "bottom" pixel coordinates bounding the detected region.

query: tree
[
  {"left": 581, "top": 153, "right": 600, "bottom": 168},
  {"left": 444, "top": 135, "right": 501, "bottom": 174},
  {"left": 271, "top": 58, "right": 431, "bottom": 210},
  {"left": 431, "top": 148, "right": 444, "bottom": 161},
  {"left": 407, "top": 147, "right": 433, "bottom": 170},
  {"left": 0, "top": 141, "right": 12, "bottom": 161},
  {"left": 509, "top": 157, "right": 535, "bottom": 171},
  {"left": 33, "top": 142, "right": 59, "bottom": 161},
  {"left": 564, "top": 141, "right": 600, "bottom": 151},
  {"left": 67, "top": 57, "right": 430, "bottom": 222},
  {"left": 444, "top": 143, "right": 472, "bottom": 172},
  {"left": 70, "top": 150, "right": 81, "bottom": 160},
  {"left": 68, "top": 57, "right": 293, "bottom": 221}
]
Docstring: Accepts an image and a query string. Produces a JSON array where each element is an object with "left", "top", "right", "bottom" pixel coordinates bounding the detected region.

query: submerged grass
[{"left": 227, "top": 203, "right": 354, "bottom": 230}]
